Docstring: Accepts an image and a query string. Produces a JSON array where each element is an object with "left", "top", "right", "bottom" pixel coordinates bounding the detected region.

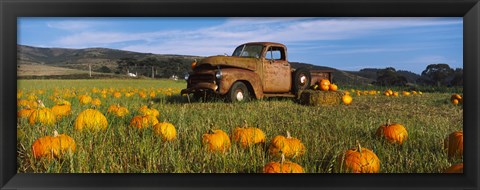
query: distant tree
[
  {"left": 420, "top": 64, "right": 454, "bottom": 87},
  {"left": 116, "top": 57, "right": 138, "bottom": 74},
  {"left": 97, "top": 66, "right": 112, "bottom": 73},
  {"left": 450, "top": 68, "right": 463, "bottom": 86},
  {"left": 375, "top": 67, "right": 407, "bottom": 86}
]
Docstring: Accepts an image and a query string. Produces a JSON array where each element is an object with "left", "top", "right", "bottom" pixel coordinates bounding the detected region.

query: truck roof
[{"left": 242, "top": 42, "right": 286, "bottom": 47}]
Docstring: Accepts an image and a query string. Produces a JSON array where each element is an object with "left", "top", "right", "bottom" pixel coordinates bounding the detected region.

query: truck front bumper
[{"left": 180, "top": 82, "right": 219, "bottom": 95}]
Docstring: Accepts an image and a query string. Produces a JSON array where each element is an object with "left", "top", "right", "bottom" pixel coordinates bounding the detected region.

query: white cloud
[
  {"left": 321, "top": 47, "right": 421, "bottom": 55},
  {"left": 49, "top": 17, "right": 462, "bottom": 55},
  {"left": 46, "top": 20, "right": 104, "bottom": 31}
]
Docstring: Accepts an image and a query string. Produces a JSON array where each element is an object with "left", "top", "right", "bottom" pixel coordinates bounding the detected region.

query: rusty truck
[{"left": 181, "top": 42, "right": 334, "bottom": 102}]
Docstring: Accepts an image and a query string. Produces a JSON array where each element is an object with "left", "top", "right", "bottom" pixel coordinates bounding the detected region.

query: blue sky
[{"left": 18, "top": 17, "right": 463, "bottom": 74}]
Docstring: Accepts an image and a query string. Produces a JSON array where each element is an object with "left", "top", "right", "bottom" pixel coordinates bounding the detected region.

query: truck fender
[{"left": 218, "top": 68, "right": 264, "bottom": 99}]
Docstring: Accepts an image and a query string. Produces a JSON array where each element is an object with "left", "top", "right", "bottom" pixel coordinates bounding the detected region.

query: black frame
[{"left": 1, "top": 0, "right": 479, "bottom": 189}]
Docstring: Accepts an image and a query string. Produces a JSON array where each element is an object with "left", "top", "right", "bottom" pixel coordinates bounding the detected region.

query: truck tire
[
  {"left": 292, "top": 68, "right": 311, "bottom": 95},
  {"left": 227, "top": 81, "right": 250, "bottom": 102}
]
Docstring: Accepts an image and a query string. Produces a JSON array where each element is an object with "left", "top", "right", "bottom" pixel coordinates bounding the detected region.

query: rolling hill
[{"left": 17, "top": 45, "right": 419, "bottom": 85}]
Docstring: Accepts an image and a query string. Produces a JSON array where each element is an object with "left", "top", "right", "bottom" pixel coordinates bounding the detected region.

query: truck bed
[{"left": 310, "top": 69, "right": 335, "bottom": 84}]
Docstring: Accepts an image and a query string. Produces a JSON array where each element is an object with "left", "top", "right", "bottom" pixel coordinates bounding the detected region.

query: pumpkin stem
[
  {"left": 286, "top": 131, "right": 291, "bottom": 139},
  {"left": 148, "top": 101, "right": 154, "bottom": 108},
  {"left": 242, "top": 120, "right": 248, "bottom": 128},
  {"left": 208, "top": 129, "right": 215, "bottom": 134},
  {"left": 386, "top": 119, "right": 391, "bottom": 126},
  {"left": 53, "top": 130, "right": 59, "bottom": 137},
  {"left": 208, "top": 121, "right": 215, "bottom": 134},
  {"left": 356, "top": 140, "right": 362, "bottom": 154},
  {"left": 37, "top": 100, "right": 45, "bottom": 108},
  {"left": 281, "top": 153, "right": 286, "bottom": 164}
]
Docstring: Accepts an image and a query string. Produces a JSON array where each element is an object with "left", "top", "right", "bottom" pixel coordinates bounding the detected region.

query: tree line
[
  {"left": 107, "top": 57, "right": 195, "bottom": 78},
  {"left": 375, "top": 63, "right": 463, "bottom": 87}
]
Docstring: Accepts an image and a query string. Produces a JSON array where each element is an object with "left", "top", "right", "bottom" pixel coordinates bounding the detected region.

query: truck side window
[{"left": 265, "top": 47, "right": 285, "bottom": 61}]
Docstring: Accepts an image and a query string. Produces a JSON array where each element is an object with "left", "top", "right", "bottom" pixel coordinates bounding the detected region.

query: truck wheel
[
  {"left": 292, "top": 68, "right": 311, "bottom": 94},
  {"left": 227, "top": 82, "right": 250, "bottom": 102}
]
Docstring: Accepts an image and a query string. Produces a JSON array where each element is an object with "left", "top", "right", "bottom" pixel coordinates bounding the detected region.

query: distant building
[{"left": 128, "top": 72, "right": 137, "bottom": 77}]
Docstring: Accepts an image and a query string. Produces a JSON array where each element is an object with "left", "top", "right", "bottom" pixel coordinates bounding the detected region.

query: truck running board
[{"left": 263, "top": 93, "right": 296, "bottom": 98}]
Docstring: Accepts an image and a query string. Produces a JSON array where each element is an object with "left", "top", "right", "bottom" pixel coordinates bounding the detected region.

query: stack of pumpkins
[{"left": 298, "top": 79, "right": 351, "bottom": 106}]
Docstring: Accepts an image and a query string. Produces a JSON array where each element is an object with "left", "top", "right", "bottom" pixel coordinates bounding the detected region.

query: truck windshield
[{"left": 232, "top": 44, "right": 264, "bottom": 58}]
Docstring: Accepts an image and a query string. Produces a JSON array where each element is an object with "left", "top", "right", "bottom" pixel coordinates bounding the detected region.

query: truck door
[{"left": 263, "top": 46, "right": 291, "bottom": 93}]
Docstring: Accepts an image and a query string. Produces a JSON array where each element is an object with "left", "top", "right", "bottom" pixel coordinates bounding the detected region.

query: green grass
[{"left": 16, "top": 79, "right": 463, "bottom": 173}]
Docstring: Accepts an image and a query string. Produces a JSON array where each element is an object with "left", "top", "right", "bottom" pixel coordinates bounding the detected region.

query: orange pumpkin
[
  {"left": 113, "top": 92, "right": 122, "bottom": 98},
  {"left": 153, "top": 122, "right": 177, "bottom": 141},
  {"left": 337, "top": 143, "right": 380, "bottom": 173},
  {"left": 28, "top": 100, "right": 56, "bottom": 126},
  {"left": 51, "top": 99, "right": 72, "bottom": 119},
  {"left": 130, "top": 115, "right": 159, "bottom": 129},
  {"left": 202, "top": 129, "right": 231, "bottom": 152},
  {"left": 376, "top": 121, "right": 408, "bottom": 145},
  {"left": 78, "top": 95, "right": 92, "bottom": 105},
  {"left": 451, "top": 94, "right": 462, "bottom": 102},
  {"left": 268, "top": 131, "right": 305, "bottom": 159},
  {"left": 319, "top": 79, "right": 330, "bottom": 91},
  {"left": 451, "top": 94, "right": 462, "bottom": 105},
  {"left": 31, "top": 130, "right": 76, "bottom": 159},
  {"left": 451, "top": 99, "right": 459, "bottom": 105},
  {"left": 384, "top": 89, "right": 393, "bottom": 96},
  {"left": 138, "top": 104, "right": 160, "bottom": 118},
  {"left": 231, "top": 121, "right": 266, "bottom": 148},
  {"left": 444, "top": 163, "right": 463, "bottom": 173},
  {"left": 263, "top": 154, "right": 304, "bottom": 173},
  {"left": 107, "top": 104, "right": 129, "bottom": 117},
  {"left": 342, "top": 94, "right": 352, "bottom": 105},
  {"left": 91, "top": 98, "right": 101, "bottom": 107},
  {"left": 445, "top": 131, "right": 463, "bottom": 159},
  {"left": 74, "top": 109, "right": 108, "bottom": 131},
  {"left": 328, "top": 84, "right": 338, "bottom": 91},
  {"left": 17, "top": 106, "right": 35, "bottom": 119}
]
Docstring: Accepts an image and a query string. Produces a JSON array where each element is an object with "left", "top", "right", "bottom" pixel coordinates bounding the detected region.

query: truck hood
[{"left": 199, "top": 56, "right": 257, "bottom": 71}]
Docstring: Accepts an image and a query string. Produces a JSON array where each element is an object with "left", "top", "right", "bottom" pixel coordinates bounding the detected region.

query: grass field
[{"left": 16, "top": 79, "right": 463, "bottom": 173}]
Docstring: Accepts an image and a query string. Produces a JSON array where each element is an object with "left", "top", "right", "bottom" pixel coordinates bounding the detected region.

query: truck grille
[{"left": 189, "top": 74, "right": 215, "bottom": 84}]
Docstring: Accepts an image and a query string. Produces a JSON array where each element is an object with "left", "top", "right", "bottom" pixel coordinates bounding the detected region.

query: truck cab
[{"left": 181, "top": 42, "right": 333, "bottom": 102}]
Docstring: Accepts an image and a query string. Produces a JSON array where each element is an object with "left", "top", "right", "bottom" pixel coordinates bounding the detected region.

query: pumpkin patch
[{"left": 16, "top": 79, "right": 462, "bottom": 173}]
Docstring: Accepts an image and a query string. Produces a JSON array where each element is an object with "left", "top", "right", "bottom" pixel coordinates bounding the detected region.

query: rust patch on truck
[{"left": 199, "top": 56, "right": 258, "bottom": 71}]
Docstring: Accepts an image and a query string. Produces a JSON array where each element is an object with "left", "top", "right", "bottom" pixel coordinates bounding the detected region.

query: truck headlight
[
  {"left": 215, "top": 70, "right": 222, "bottom": 79},
  {"left": 184, "top": 73, "right": 189, "bottom": 80}
]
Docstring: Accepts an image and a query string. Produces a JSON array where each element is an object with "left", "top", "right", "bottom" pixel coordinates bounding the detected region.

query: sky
[{"left": 18, "top": 17, "right": 463, "bottom": 74}]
